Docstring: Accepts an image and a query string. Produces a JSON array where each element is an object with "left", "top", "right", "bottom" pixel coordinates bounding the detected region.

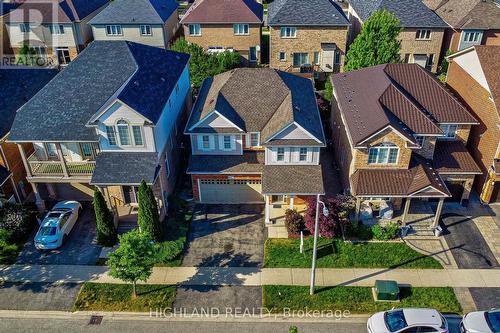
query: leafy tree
[
  {"left": 93, "top": 190, "right": 117, "bottom": 246},
  {"left": 16, "top": 44, "right": 37, "bottom": 66},
  {"left": 108, "top": 230, "right": 155, "bottom": 298},
  {"left": 171, "top": 38, "right": 241, "bottom": 89},
  {"left": 137, "top": 180, "right": 162, "bottom": 242},
  {"left": 304, "top": 195, "right": 355, "bottom": 238},
  {"left": 344, "top": 10, "right": 402, "bottom": 72}
]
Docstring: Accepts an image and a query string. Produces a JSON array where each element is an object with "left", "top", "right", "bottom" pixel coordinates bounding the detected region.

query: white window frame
[
  {"left": 247, "top": 132, "right": 260, "bottom": 148},
  {"left": 188, "top": 24, "right": 201, "bottom": 36},
  {"left": 116, "top": 120, "right": 131, "bottom": 146},
  {"left": 106, "top": 25, "right": 122, "bottom": 36},
  {"left": 367, "top": 144, "right": 399, "bottom": 165},
  {"left": 276, "top": 147, "right": 285, "bottom": 162},
  {"left": 233, "top": 24, "right": 249, "bottom": 35},
  {"left": 463, "top": 31, "right": 481, "bottom": 42},
  {"left": 49, "top": 24, "right": 65, "bottom": 35},
  {"left": 199, "top": 134, "right": 214, "bottom": 151},
  {"left": 440, "top": 124, "right": 458, "bottom": 139},
  {"left": 106, "top": 126, "right": 117, "bottom": 146},
  {"left": 219, "top": 135, "right": 235, "bottom": 151},
  {"left": 140, "top": 24, "right": 152, "bottom": 36},
  {"left": 132, "top": 125, "right": 144, "bottom": 146},
  {"left": 280, "top": 27, "right": 296, "bottom": 38},
  {"left": 299, "top": 147, "right": 308, "bottom": 162},
  {"left": 415, "top": 29, "right": 431, "bottom": 40},
  {"left": 55, "top": 47, "right": 71, "bottom": 65}
]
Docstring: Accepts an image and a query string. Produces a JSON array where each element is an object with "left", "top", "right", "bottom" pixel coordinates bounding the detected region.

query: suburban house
[
  {"left": 331, "top": 64, "right": 481, "bottom": 227},
  {"left": 8, "top": 41, "right": 191, "bottom": 223},
  {"left": 267, "top": 0, "right": 350, "bottom": 74},
  {"left": 180, "top": 0, "right": 263, "bottom": 65},
  {"left": 446, "top": 46, "right": 500, "bottom": 203},
  {"left": 4, "top": 0, "right": 108, "bottom": 66},
  {"left": 184, "top": 68, "right": 326, "bottom": 236},
  {"left": 423, "top": 0, "right": 500, "bottom": 52},
  {"left": 89, "top": 0, "right": 179, "bottom": 49},
  {"left": 0, "top": 67, "right": 58, "bottom": 206},
  {"left": 347, "top": 0, "right": 448, "bottom": 72},
  {"left": 0, "top": 1, "right": 19, "bottom": 58}
]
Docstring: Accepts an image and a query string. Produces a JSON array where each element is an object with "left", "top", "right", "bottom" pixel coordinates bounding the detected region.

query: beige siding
[
  {"left": 92, "top": 24, "right": 166, "bottom": 48},
  {"left": 6, "top": 22, "right": 77, "bottom": 48}
]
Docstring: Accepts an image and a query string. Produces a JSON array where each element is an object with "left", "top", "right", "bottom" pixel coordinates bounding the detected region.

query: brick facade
[
  {"left": 399, "top": 28, "right": 445, "bottom": 73},
  {"left": 447, "top": 61, "right": 500, "bottom": 203},
  {"left": 183, "top": 23, "right": 261, "bottom": 63},
  {"left": 190, "top": 174, "right": 262, "bottom": 201},
  {"left": 0, "top": 141, "right": 33, "bottom": 202},
  {"left": 269, "top": 25, "right": 348, "bottom": 71}
]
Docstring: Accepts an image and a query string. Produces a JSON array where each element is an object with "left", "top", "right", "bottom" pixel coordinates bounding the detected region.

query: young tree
[
  {"left": 93, "top": 190, "right": 117, "bottom": 246},
  {"left": 344, "top": 10, "right": 402, "bottom": 72},
  {"left": 304, "top": 195, "right": 355, "bottom": 238},
  {"left": 137, "top": 180, "right": 162, "bottom": 242},
  {"left": 108, "top": 230, "right": 155, "bottom": 298}
]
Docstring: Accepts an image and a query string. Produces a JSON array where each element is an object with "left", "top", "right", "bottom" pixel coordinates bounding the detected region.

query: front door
[
  {"left": 122, "top": 186, "right": 139, "bottom": 204},
  {"left": 249, "top": 47, "right": 257, "bottom": 62}
]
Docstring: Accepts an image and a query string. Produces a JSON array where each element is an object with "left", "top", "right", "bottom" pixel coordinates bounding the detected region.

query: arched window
[
  {"left": 116, "top": 120, "right": 130, "bottom": 146},
  {"left": 368, "top": 143, "right": 399, "bottom": 164}
]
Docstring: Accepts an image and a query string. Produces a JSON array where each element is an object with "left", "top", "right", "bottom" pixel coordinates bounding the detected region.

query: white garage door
[{"left": 199, "top": 179, "right": 263, "bottom": 204}]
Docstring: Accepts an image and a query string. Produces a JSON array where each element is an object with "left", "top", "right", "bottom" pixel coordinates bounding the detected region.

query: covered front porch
[{"left": 264, "top": 194, "right": 309, "bottom": 225}]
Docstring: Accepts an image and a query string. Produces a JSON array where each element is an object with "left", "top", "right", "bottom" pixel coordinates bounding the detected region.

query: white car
[
  {"left": 461, "top": 309, "right": 500, "bottom": 333},
  {"left": 367, "top": 308, "right": 448, "bottom": 333},
  {"left": 34, "top": 201, "right": 82, "bottom": 250}
]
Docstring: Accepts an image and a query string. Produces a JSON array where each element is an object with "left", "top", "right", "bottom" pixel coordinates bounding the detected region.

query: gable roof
[
  {"left": 180, "top": 0, "right": 262, "bottom": 24},
  {"left": 331, "top": 63, "right": 477, "bottom": 147},
  {"left": 268, "top": 0, "right": 349, "bottom": 26},
  {"left": 5, "top": 0, "right": 108, "bottom": 23},
  {"left": 9, "top": 41, "right": 190, "bottom": 142},
  {"left": 348, "top": 0, "right": 448, "bottom": 28},
  {"left": 186, "top": 68, "right": 325, "bottom": 145},
  {"left": 89, "top": 0, "right": 178, "bottom": 25},
  {"left": 424, "top": 0, "right": 500, "bottom": 30},
  {"left": 475, "top": 46, "right": 500, "bottom": 112},
  {"left": 0, "top": 67, "right": 58, "bottom": 139}
]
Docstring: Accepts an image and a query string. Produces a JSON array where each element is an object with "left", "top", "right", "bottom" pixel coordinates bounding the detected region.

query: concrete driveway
[
  {"left": 16, "top": 203, "right": 101, "bottom": 265},
  {"left": 440, "top": 213, "right": 499, "bottom": 269},
  {"left": 182, "top": 204, "right": 265, "bottom": 267}
]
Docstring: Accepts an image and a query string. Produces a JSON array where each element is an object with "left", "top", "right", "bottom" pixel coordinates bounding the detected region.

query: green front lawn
[
  {"left": 265, "top": 238, "right": 442, "bottom": 269},
  {"left": 263, "top": 285, "right": 461, "bottom": 314},
  {"left": 73, "top": 283, "right": 176, "bottom": 312}
]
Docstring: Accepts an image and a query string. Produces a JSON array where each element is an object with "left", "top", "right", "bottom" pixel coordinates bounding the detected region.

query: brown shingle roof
[
  {"left": 332, "top": 64, "right": 477, "bottom": 146},
  {"left": 426, "top": 0, "right": 500, "bottom": 30},
  {"left": 475, "top": 46, "right": 500, "bottom": 116},
  {"left": 187, "top": 151, "right": 264, "bottom": 174},
  {"left": 180, "top": 0, "right": 263, "bottom": 24},
  {"left": 351, "top": 156, "right": 449, "bottom": 197},
  {"left": 262, "top": 165, "right": 324, "bottom": 194},
  {"left": 433, "top": 140, "right": 482, "bottom": 174}
]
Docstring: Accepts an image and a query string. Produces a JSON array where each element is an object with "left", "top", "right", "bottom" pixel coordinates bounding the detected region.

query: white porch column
[
  {"left": 46, "top": 183, "right": 57, "bottom": 199},
  {"left": 55, "top": 143, "right": 69, "bottom": 178},
  {"left": 265, "top": 195, "right": 271, "bottom": 224},
  {"left": 402, "top": 198, "right": 411, "bottom": 226},
  {"left": 289, "top": 195, "right": 295, "bottom": 210},
  {"left": 31, "top": 182, "right": 45, "bottom": 212},
  {"left": 17, "top": 144, "right": 32, "bottom": 178},
  {"left": 354, "top": 197, "right": 362, "bottom": 222},
  {"left": 431, "top": 198, "right": 445, "bottom": 229}
]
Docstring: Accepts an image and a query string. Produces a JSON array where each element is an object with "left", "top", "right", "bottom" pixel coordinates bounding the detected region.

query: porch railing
[{"left": 27, "top": 154, "right": 96, "bottom": 177}]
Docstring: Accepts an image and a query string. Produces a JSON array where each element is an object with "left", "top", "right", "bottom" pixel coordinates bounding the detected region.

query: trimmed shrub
[
  {"left": 346, "top": 222, "right": 373, "bottom": 240},
  {"left": 137, "top": 180, "right": 162, "bottom": 242},
  {"left": 0, "top": 203, "right": 37, "bottom": 241},
  {"left": 0, "top": 229, "right": 18, "bottom": 263},
  {"left": 93, "top": 190, "right": 117, "bottom": 247},
  {"left": 372, "top": 222, "right": 400, "bottom": 241},
  {"left": 285, "top": 209, "right": 305, "bottom": 235},
  {"left": 155, "top": 239, "right": 185, "bottom": 263}
]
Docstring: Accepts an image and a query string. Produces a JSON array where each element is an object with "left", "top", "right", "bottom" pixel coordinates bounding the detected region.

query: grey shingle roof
[
  {"left": 90, "top": 152, "right": 159, "bottom": 185},
  {"left": 426, "top": 0, "right": 500, "bottom": 30},
  {"left": 348, "top": 0, "right": 448, "bottom": 28},
  {"left": 262, "top": 165, "right": 324, "bottom": 194},
  {"left": 0, "top": 68, "right": 58, "bottom": 139},
  {"left": 90, "top": 0, "right": 178, "bottom": 25},
  {"left": 268, "top": 0, "right": 349, "bottom": 26},
  {"left": 187, "top": 152, "right": 264, "bottom": 174},
  {"left": 185, "top": 68, "right": 325, "bottom": 145},
  {"left": 9, "top": 41, "right": 189, "bottom": 142}
]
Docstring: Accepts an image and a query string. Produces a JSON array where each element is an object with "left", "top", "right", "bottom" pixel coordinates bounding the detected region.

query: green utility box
[{"left": 373, "top": 280, "right": 400, "bottom": 302}]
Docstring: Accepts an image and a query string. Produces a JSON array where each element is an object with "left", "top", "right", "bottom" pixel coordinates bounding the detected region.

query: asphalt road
[{"left": 0, "top": 315, "right": 463, "bottom": 333}]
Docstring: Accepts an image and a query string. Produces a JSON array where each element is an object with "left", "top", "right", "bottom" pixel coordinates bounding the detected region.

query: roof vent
[
  {"left": 160, "top": 77, "right": 166, "bottom": 82},
  {"left": 134, "top": 81, "right": 139, "bottom": 86}
]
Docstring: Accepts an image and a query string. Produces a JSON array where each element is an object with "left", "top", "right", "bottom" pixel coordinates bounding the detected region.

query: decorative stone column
[
  {"left": 402, "top": 198, "right": 411, "bottom": 226},
  {"left": 431, "top": 198, "right": 445, "bottom": 229}
]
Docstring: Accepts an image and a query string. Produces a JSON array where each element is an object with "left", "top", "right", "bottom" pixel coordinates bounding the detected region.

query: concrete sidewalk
[{"left": 1, "top": 265, "right": 500, "bottom": 288}]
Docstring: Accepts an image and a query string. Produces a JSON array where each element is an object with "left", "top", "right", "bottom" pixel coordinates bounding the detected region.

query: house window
[
  {"left": 280, "top": 27, "right": 296, "bottom": 38},
  {"left": 414, "top": 135, "right": 426, "bottom": 147},
  {"left": 56, "top": 48, "right": 71, "bottom": 65},
  {"left": 279, "top": 52, "right": 286, "bottom": 61},
  {"left": 299, "top": 147, "right": 308, "bottom": 161},
  {"left": 19, "top": 23, "right": 30, "bottom": 33},
  {"left": 106, "top": 126, "right": 117, "bottom": 146},
  {"left": 233, "top": 24, "right": 249, "bottom": 35},
  {"left": 132, "top": 126, "right": 143, "bottom": 146},
  {"left": 49, "top": 24, "right": 65, "bottom": 34},
  {"left": 81, "top": 143, "right": 93, "bottom": 158},
  {"left": 271, "top": 195, "right": 286, "bottom": 204},
  {"left": 368, "top": 143, "right": 399, "bottom": 164},
  {"left": 116, "top": 120, "right": 131, "bottom": 145},
  {"left": 463, "top": 31, "right": 481, "bottom": 42},
  {"left": 293, "top": 53, "right": 308, "bottom": 67},
  {"left": 140, "top": 25, "right": 152, "bottom": 36},
  {"left": 415, "top": 29, "right": 431, "bottom": 40},
  {"left": 222, "top": 136, "right": 231, "bottom": 150},
  {"left": 404, "top": 54, "right": 411, "bottom": 63},
  {"left": 106, "top": 25, "right": 122, "bottom": 36},
  {"left": 334, "top": 50, "right": 341, "bottom": 65},
  {"left": 45, "top": 143, "right": 58, "bottom": 159},
  {"left": 189, "top": 24, "right": 201, "bottom": 36},
  {"left": 313, "top": 52, "right": 320, "bottom": 65},
  {"left": 201, "top": 135, "right": 211, "bottom": 150},
  {"left": 440, "top": 124, "right": 458, "bottom": 138},
  {"left": 248, "top": 133, "right": 259, "bottom": 147},
  {"left": 426, "top": 54, "right": 434, "bottom": 69},
  {"left": 276, "top": 147, "right": 285, "bottom": 161}
]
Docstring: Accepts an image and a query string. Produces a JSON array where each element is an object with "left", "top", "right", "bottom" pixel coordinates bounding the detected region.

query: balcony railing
[{"left": 27, "top": 154, "right": 96, "bottom": 178}]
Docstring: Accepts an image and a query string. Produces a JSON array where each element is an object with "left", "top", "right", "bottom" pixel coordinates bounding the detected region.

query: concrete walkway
[{"left": 1, "top": 265, "right": 500, "bottom": 288}]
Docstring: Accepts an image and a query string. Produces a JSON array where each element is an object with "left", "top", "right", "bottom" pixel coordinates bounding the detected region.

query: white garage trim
[{"left": 198, "top": 178, "right": 264, "bottom": 204}]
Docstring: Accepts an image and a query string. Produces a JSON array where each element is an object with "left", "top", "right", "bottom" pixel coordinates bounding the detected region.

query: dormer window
[
  {"left": 106, "top": 126, "right": 117, "bottom": 146},
  {"left": 276, "top": 147, "right": 285, "bottom": 161},
  {"left": 132, "top": 125, "right": 143, "bottom": 146},
  {"left": 299, "top": 147, "right": 308, "bottom": 161},
  {"left": 368, "top": 143, "right": 399, "bottom": 164},
  {"left": 117, "top": 120, "right": 131, "bottom": 146},
  {"left": 247, "top": 132, "right": 260, "bottom": 147},
  {"left": 49, "top": 24, "right": 65, "bottom": 34}
]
